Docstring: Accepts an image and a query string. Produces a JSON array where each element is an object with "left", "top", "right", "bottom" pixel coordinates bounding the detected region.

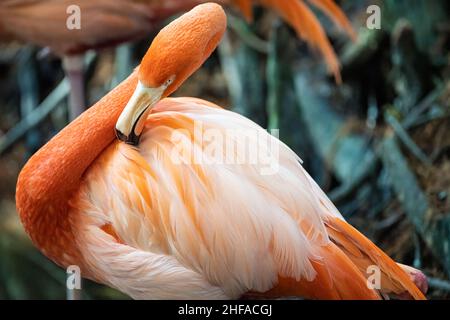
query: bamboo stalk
[{"left": 0, "top": 79, "right": 69, "bottom": 155}]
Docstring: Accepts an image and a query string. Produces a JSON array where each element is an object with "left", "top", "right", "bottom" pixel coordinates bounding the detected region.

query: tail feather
[
  {"left": 250, "top": 217, "right": 426, "bottom": 300},
  {"left": 261, "top": 242, "right": 381, "bottom": 299},
  {"left": 231, "top": 0, "right": 357, "bottom": 82},
  {"left": 325, "top": 217, "right": 426, "bottom": 300},
  {"left": 308, "top": 0, "right": 357, "bottom": 40},
  {"left": 261, "top": 0, "right": 341, "bottom": 82}
]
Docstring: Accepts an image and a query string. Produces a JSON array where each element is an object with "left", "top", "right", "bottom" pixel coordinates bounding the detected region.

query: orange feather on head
[{"left": 139, "top": 3, "right": 227, "bottom": 96}]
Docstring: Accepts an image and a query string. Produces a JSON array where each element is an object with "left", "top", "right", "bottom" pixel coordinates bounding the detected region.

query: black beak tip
[{"left": 115, "top": 128, "right": 141, "bottom": 146}]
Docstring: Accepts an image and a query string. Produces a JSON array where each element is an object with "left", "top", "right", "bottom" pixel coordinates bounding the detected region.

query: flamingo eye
[{"left": 164, "top": 76, "right": 175, "bottom": 88}]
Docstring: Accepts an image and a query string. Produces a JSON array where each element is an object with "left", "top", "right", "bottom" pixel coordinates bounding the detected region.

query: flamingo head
[{"left": 115, "top": 3, "right": 227, "bottom": 145}]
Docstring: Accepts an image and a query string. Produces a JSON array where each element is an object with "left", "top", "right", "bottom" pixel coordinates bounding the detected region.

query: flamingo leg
[{"left": 62, "top": 55, "right": 86, "bottom": 120}]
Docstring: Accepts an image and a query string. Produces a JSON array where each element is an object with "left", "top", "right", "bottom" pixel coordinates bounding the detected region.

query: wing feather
[{"left": 74, "top": 97, "right": 344, "bottom": 298}]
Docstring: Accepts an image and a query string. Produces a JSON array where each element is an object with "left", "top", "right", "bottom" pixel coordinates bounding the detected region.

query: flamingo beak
[{"left": 115, "top": 81, "right": 165, "bottom": 145}]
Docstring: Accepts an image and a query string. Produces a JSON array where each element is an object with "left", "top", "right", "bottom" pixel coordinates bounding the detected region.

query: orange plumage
[{"left": 16, "top": 3, "right": 426, "bottom": 300}]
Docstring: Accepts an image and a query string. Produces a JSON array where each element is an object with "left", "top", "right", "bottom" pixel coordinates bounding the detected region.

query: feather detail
[
  {"left": 72, "top": 97, "right": 425, "bottom": 299},
  {"left": 325, "top": 217, "right": 426, "bottom": 300},
  {"left": 308, "top": 0, "right": 357, "bottom": 41},
  {"left": 258, "top": 0, "right": 342, "bottom": 82},
  {"left": 72, "top": 97, "right": 349, "bottom": 298},
  {"left": 231, "top": 0, "right": 356, "bottom": 82},
  {"left": 260, "top": 242, "right": 381, "bottom": 299}
]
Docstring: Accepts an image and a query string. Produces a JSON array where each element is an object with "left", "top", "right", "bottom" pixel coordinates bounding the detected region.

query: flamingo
[
  {"left": 16, "top": 3, "right": 427, "bottom": 299},
  {"left": 1, "top": 0, "right": 355, "bottom": 119}
]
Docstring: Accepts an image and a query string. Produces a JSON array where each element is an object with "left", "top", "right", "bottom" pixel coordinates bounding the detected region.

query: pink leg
[{"left": 62, "top": 55, "right": 86, "bottom": 120}]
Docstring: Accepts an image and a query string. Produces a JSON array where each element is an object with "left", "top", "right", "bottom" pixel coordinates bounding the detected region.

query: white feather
[{"left": 72, "top": 97, "right": 344, "bottom": 299}]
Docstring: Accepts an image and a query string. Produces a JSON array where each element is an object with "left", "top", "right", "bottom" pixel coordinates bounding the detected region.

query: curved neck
[{"left": 16, "top": 71, "right": 138, "bottom": 268}]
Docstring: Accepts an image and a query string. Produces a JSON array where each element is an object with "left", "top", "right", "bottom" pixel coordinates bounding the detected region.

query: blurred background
[{"left": 0, "top": 0, "right": 449, "bottom": 299}]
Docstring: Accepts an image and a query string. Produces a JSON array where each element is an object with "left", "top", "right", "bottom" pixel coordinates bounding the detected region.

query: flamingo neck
[{"left": 15, "top": 71, "right": 138, "bottom": 269}]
